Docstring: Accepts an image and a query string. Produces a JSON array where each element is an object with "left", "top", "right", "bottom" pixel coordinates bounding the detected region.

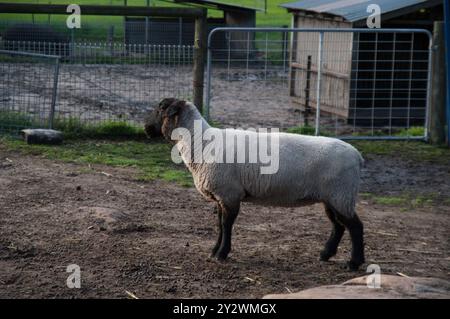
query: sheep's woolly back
[{"left": 174, "top": 103, "right": 363, "bottom": 218}]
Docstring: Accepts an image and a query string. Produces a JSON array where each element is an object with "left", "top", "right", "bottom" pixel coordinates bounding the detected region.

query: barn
[{"left": 281, "top": 0, "right": 444, "bottom": 126}]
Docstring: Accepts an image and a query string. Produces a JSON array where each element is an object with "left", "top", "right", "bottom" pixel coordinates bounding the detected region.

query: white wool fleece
[{"left": 172, "top": 102, "right": 364, "bottom": 218}]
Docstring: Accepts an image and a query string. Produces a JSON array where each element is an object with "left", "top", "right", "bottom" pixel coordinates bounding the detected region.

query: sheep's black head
[{"left": 144, "top": 98, "right": 186, "bottom": 140}]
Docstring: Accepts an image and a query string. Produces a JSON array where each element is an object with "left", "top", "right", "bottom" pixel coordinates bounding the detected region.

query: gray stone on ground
[
  {"left": 263, "top": 275, "right": 450, "bottom": 299},
  {"left": 20, "top": 129, "right": 63, "bottom": 145}
]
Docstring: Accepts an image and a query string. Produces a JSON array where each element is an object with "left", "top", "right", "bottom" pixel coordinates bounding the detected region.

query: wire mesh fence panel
[
  {"left": 0, "top": 50, "right": 59, "bottom": 134},
  {"left": 0, "top": 41, "right": 195, "bottom": 130},
  {"left": 206, "top": 28, "right": 432, "bottom": 140},
  {"left": 0, "top": 18, "right": 197, "bottom": 130},
  {"left": 54, "top": 42, "right": 194, "bottom": 126}
]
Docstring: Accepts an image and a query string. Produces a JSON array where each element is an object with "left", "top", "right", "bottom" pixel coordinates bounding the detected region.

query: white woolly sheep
[{"left": 144, "top": 98, "right": 365, "bottom": 270}]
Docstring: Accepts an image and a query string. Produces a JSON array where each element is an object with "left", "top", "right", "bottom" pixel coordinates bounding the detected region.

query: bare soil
[{"left": 0, "top": 143, "right": 449, "bottom": 298}]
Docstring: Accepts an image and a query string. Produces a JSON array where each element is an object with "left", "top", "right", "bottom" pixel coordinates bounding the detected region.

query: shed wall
[{"left": 290, "top": 14, "right": 353, "bottom": 117}]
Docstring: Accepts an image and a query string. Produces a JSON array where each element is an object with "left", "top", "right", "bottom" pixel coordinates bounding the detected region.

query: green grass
[
  {"left": 394, "top": 126, "right": 425, "bottom": 137},
  {"left": 350, "top": 140, "right": 450, "bottom": 164},
  {"left": 53, "top": 118, "right": 146, "bottom": 140},
  {"left": 360, "top": 192, "right": 437, "bottom": 209},
  {"left": 0, "top": 111, "right": 35, "bottom": 132},
  {"left": 0, "top": 111, "right": 147, "bottom": 140},
  {"left": 286, "top": 125, "right": 333, "bottom": 137},
  {"left": 257, "top": 0, "right": 291, "bottom": 27},
  {"left": 348, "top": 126, "right": 426, "bottom": 138},
  {"left": 286, "top": 125, "right": 316, "bottom": 136},
  {"left": 1, "top": 136, "right": 193, "bottom": 187}
]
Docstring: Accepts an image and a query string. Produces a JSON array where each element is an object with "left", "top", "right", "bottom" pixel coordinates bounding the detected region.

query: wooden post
[
  {"left": 193, "top": 10, "right": 207, "bottom": 113},
  {"left": 123, "top": 0, "right": 127, "bottom": 48},
  {"left": 429, "top": 21, "right": 447, "bottom": 144},
  {"left": 444, "top": 0, "right": 450, "bottom": 146}
]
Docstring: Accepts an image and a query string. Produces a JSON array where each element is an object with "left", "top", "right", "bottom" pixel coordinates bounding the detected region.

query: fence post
[
  {"left": 193, "top": 10, "right": 207, "bottom": 113},
  {"left": 304, "top": 55, "right": 312, "bottom": 127},
  {"left": 108, "top": 25, "right": 114, "bottom": 57},
  {"left": 444, "top": 0, "right": 450, "bottom": 146},
  {"left": 145, "top": 0, "right": 150, "bottom": 49},
  {"left": 48, "top": 57, "right": 60, "bottom": 129},
  {"left": 204, "top": 30, "right": 213, "bottom": 121},
  {"left": 429, "top": 21, "right": 446, "bottom": 144},
  {"left": 282, "top": 25, "right": 288, "bottom": 72},
  {"left": 314, "top": 31, "right": 324, "bottom": 136}
]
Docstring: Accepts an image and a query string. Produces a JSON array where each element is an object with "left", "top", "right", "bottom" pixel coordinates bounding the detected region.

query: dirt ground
[{"left": 0, "top": 142, "right": 449, "bottom": 299}]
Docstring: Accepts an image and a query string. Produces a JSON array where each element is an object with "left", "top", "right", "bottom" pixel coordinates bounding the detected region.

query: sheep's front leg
[
  {"left": 214, "top": 202, "right": 240, "bottom": 261},
  {"left": 211, "top": 204, "right": 223, "bottom": 257}
]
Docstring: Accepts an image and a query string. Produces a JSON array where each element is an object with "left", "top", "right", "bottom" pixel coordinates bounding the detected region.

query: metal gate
[{"left": 205, "top": 28, "right": 432, "bottom": 140}]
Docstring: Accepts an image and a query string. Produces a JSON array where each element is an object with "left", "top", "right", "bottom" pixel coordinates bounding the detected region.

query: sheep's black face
[{"left": 144, "top": 98, "right": 178, "bottom": 138}]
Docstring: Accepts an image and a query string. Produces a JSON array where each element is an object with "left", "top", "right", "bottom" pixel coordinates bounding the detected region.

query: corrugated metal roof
[{"left": 280, "top": 0, "right": 434, "bottom": 22}]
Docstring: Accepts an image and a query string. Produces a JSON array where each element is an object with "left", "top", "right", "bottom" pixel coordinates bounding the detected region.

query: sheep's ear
[
  {"left": 165, "top": 100, "right": 185, "bottom": 117},
  {"left": 159, "top": 98, "right": 177, "bottom": 110}
]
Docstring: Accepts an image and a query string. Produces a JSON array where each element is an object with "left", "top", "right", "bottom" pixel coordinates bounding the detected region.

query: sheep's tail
[{"left": 358, "top": 152, "right": 365, "bottom": 169}]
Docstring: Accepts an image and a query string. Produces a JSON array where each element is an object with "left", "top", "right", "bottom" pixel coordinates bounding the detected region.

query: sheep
[{"left": 144, "top": 98, "right": 365, "bottom": 270}]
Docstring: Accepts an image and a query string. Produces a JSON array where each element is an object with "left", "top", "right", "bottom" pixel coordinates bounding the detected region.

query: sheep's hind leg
[
  {"left": 211, "top": 204, "right": 223, "bottom": 257},
  {"left": 214, "top": 202, "right": 240, "bottom": 261},
  {"left": 320, "top": 204, "right": 345, "bottom": 262},
  {"left": 336, "top": 212, "right": 365, "bottom": 271}
]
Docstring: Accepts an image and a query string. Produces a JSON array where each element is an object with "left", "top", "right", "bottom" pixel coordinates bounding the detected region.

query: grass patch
[
  {"left": 0, "top": 111, "right": 36, "bottom": 132},
  {"left": 350, "top": 140, "right": 450, "bottom": 164},
  {"left": 0, "top": 111, "right": 147, "bottom": 140},
  {"left": 52, "top": 118, "right": 146, "bottom": 140},
  {"left": 286, "top": 125, "right": 333, "bottom": 137},
  {"left": 372, "top": 196, "right": 409, "bottom": 206},
  {"left": 286, "top": 125, "right": 316, "bottom": 136},
  {"left": 0, "top": 137, "right": 193, "bottom": 187},
  {"left": 360, "top": 192, "right": 437, "bottom": 209},
  {"left": 394, "top": 126, "right": 425, "bottom": 137},
  {"left": 257, "top": 0, "right": 291, "bottom": 26}
]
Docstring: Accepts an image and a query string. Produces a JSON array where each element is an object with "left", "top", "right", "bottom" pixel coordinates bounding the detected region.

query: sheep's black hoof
[
  {"left": 347, "top": 259, "right": 364, "bottom": 271},
  {"left": 319, "top": 249, "right": 336, "bottom": 262},
  {"left": 214, "top": 250, "right": 230, "bottom": 262},
  {"left": 216, "top": 256, "right": 227, "bottom": 262},
  {"left": 210, "top": 247, "right": 219, "bottom": 258}
]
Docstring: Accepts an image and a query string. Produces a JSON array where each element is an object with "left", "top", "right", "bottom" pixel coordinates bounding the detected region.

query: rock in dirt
[
  {"left": 263, "top": 275, "right": 450, "bottom": 299},
  {"left": 83, "top": 206, "right": 130, "bottom": 224},
  {"left": 77, "top": 207, "right": 151, "bottom": 234},
  {"left": 21, "top": 129, "right": 63, "bottom": 145}
]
